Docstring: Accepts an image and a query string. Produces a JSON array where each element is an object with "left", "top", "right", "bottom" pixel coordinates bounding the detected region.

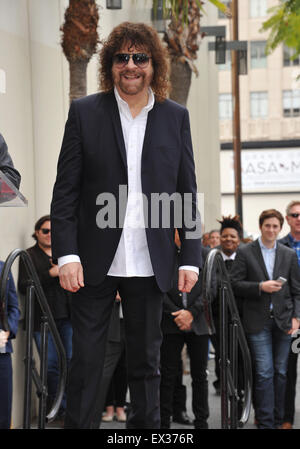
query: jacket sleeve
[
  {"left": 230, "top": 248, "right": 261, "bottom": 298},
  {"left": 6, "top": 272, "right": 20, "bottom": 339},
  {"left": 163, "top": 292, "right": 180, "bottom": 314},
  {"left": 50, "top": 101, "right": 83, "bottom": 260},
  {"left": 176, "top": 109, "right": 202, "bottom": 269},
  {"left": 188, "top": 294, "right": 203, "bottom": 320}
]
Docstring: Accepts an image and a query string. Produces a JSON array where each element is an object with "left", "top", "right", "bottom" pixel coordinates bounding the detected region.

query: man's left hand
[
  {"left": 172, "top": 309, "right": 193, "bottom": 331},
  {"left": 178, "top": 269, "right": 198, "bottom": 293},
  {"left": 287, "top": 318, "right": 300, "bottom": 335}
]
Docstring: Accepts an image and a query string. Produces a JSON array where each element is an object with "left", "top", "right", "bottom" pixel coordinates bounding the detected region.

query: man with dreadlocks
[{"left": 210, "top": 215, "right": 243, "bottom": 396}]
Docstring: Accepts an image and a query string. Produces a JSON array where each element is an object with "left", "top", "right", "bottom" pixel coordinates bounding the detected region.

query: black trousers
[
  {"left": 91, "top": 320, "right": 127, "bottom": 428},
  {"left": 64, "top": 276, "right": 163, "bottom": 429},
  {"left": 105, "top": 325, "right": 127, "bottom": 408},
  {"left": 283, "top": 339, "right": 298, "bottom": 424},
  {"left": 160, "top": 332, "right": 209, "bottom": 428},
  {"left": 0, "top": 354, "right": 12, "bottom": 429},
  {"left": 173, "top": 360, "right": 187, "bottom": 415}
]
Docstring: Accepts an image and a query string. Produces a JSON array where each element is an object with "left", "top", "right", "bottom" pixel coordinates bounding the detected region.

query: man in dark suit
[
  {"left": 210, "top": 215, "right": 243, "bottom": 396},
  {"left": 160, "top": 231, "right": 210, "bottom": 429},
  {"left": 279, "top": 200, "right": 300, "bottom": 429},
  {"left": 230, "top": 209, "right": 300, "bottom": 429},
  {"left": 50, "top": 22, "right": 201, "bottom": 429}
]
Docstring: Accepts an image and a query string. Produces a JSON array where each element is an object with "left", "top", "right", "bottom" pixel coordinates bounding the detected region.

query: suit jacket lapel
[
  {"left": 107, "top": 92, "right": 127, "bottom": 170},
  {"left": 273, "top": 242, "right": 283, "bottom": 281},
  {"left": 141, "top": 102, "right": 157, "bottom": 166},
  {"left": 252, "top": 239, "right": 270, "bottom": 280}
]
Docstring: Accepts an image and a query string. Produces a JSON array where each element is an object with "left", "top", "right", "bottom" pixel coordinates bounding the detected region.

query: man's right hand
[
  {"left": 59, "top": 262, "right": 84, "bottom": 292},
  {"left": 261, "top": 280, "right": 282, "bottom": 294}
]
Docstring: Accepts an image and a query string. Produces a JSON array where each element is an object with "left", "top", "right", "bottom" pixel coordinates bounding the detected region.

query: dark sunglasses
[
  {"left": 289, "top": 213, "right": 300, "bottom": 218},
  {"left": 113, "top": 53, "right": 151, "bottom": 68},
  {"left": 40, "top": 228, "right": 51, "bottom": 235}
]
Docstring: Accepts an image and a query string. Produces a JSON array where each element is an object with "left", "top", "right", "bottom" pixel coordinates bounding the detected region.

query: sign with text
[{"left": 221, "top": 148, "right": 300, "bottom": 193}]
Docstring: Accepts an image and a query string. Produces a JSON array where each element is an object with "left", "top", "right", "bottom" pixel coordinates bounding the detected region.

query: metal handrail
[
  {"left": 0, "top": 248, "right": 67, "bottom": 428},
  {"left": 202, "top": 248, "right": 252, "bottom": 428}
]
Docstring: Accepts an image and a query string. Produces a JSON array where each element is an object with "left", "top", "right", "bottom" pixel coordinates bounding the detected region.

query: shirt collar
[
  {"left": 221, "top": 251, "right": 236, "bottom": 261},
  {"left": 114, "top": 86, "right": 155, "bottom": 116},
  {"left": 258, "top": 236, "right": 277, "bottom": 251}
]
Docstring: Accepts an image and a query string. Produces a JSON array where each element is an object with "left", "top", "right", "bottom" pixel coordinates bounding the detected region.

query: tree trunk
[
  {"left": 69, "top": 59, "right": 88, "bottom": 102},
  {"left": 169, "top": 59, "right": 192, "bottom": 107}
]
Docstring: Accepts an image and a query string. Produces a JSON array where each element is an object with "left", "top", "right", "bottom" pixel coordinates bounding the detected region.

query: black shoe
[
  {"left": 213, "top": 380, "right": 221, "bottom": 395},
  {"left": 173, "top": 411, "right": 193, "bottom": 426},
  {"left": 195, "top": 422, "right": 209, "bottom": 429}
]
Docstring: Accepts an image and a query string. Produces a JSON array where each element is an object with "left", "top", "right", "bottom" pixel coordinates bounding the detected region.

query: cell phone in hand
[{"left": 276, "top": 276, "right": 287, "bottom": 285}]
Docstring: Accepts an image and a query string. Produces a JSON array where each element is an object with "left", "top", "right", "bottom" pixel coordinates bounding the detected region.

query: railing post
[
  {"left": 0, "top": 249, "right": 67, "bottom": 428},
  {"left": 23, "top": 283, "right": 35, "bottom": 429},
  {"left": 230, "top": 321, "right": 238, "bottom": 429},
  {"left": 220, "top": 283, "right": 229, "bottom": 429},
  {"left": 38, "top": 317, "right": 49, "bottom": 429}
]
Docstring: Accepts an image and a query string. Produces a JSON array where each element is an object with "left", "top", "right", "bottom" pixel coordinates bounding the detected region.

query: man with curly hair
[{"left": 51, "top": 22, "right": 201, "bottom": 429}]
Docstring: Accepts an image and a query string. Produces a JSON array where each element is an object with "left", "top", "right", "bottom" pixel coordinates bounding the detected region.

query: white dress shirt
[
  {"left": 220, "top": 251, "right": 237, "bottom": 262},
  {"left": 58, "top": 87, "right": 198, "bottom": 277}
]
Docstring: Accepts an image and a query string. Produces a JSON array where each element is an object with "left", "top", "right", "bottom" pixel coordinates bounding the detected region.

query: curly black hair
[{"left": 217, "top": 215, "right": 243, "bottom": 239}]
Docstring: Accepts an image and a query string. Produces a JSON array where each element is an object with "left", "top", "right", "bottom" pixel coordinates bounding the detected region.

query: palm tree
[
  {"left": 162, "top": 0, "right": 230, "bottom": 106},
  {"left": 60, "top": 0, "right": 228, "bottom": 106},
  {"left": 61, "top": 0, "right": 99, "bottom": 103}
]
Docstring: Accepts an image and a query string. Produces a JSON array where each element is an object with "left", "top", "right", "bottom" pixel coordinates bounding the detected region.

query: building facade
[{"left": 217, "top": 0, "right": 300, "bottom": 238}]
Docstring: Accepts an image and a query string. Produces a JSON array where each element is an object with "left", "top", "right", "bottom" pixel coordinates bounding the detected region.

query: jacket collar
[
  {"left": 252, "top": 238, "right": 283, "bottom": 281},
  {"left": 106, "top": 89, "right": 157, "bottom": 171}
]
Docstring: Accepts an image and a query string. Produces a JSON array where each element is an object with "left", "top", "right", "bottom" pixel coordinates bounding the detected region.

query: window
[
  {"left": 219, "top": 93, "right": 232, "bottom": 119},
  {"left": 283, "top": 45, "right": 300, "bottom": 67},
  {"left": 250, "top": 92, "right": 268, "bottom": 118},
  {"left": 218, "top": 1, "right": 230, "bottom": 19},
  {"left": 283, "top": 90, "right": 300, "bottom": 117},
  {"left": 250, "top": 0, "right": 267, "bottom": 18},
  {"left": 250, "top": 41, "right": 267, "bottom": 68},
  {"left": 218, "top": 50, "right": 231, "bottom": 71}
]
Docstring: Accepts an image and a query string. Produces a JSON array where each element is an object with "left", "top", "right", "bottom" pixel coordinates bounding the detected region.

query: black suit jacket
[
  {"left": 51, "top": 91, "right": 202, "bottom": 292},
  {"left": 230, "top": 239, "right": 300, "bottom": 334},
  {"left": 161, "top": 246, "right": 209, "bottom": 335},
  {"left": 279, "top": 233, "right": 293, "bottom": 249},
  {"left": 18, "top": 243, "right": 71, "bottom": 332}
]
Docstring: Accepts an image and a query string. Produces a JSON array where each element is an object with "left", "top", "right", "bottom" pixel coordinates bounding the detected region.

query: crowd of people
[
  {"left": 2, "top": 202, "right": 300, "bottom": 430},
  {"left": 1, "top": 20, "right": 300, "bottom": 431}
]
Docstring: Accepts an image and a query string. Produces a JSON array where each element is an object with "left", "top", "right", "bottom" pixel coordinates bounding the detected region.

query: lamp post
[
  {"left": 206, "top": 5, "right": 246, "bottom": 225},
  {"left": 231, "top": 0, "right": 243, "bottom": 223}
]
